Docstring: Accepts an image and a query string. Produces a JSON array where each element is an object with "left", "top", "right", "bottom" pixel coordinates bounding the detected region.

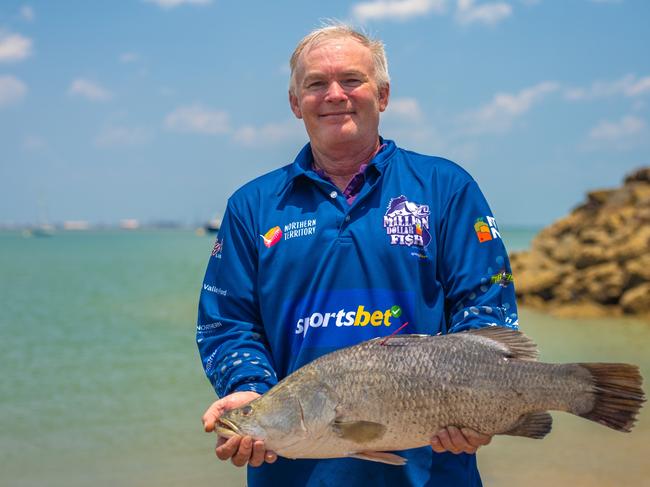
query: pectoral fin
[
  {"left": 332, "top": 420, "right": 387, "bottom": 443},
  {"left": 349, "top": 451, "right": 407, "bottom": 466},
  {"left": 503, "top": 412, "right": 553, "bottom": 439}
]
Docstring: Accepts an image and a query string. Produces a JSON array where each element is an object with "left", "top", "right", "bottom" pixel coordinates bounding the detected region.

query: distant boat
[
  {"left": 203, "top": 217, "right": 221, "bottom": 234},
  {"left": 23, "top": 224, "right": 55, "bottom": 238}
]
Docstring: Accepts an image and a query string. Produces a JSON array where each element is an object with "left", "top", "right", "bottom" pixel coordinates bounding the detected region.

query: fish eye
[{"left": 241, "top": 405, "right": 253, "bottom": 416}]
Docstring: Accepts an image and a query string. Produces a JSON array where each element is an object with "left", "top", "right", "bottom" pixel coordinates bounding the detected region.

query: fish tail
[{"left": 577, "top": 363, "right": 645, "bottom": 432}]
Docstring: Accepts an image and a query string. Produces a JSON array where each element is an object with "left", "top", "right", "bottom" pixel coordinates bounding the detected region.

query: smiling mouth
[
  {"left": 320, "top": 112, "right": 354, "bottom": 117},
  {"left": 216, "top": 418, "right": 241, "bottom": 438}
]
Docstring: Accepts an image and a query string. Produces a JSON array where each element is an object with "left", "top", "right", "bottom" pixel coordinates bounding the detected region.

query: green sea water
[{"left": 0, "top": 229, "right": 648, "bottom": 487}]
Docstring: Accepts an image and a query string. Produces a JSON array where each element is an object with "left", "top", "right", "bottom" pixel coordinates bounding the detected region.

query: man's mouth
[
  {"left": 320, "top": 111, "right": 354, "bottom": 117},
  {"left": 216, "top": 418, "right": 241, "bottom": 438}
]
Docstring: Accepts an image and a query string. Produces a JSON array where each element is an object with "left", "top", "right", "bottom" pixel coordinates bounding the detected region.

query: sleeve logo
[{"left": 474, "top": 216, "right": 501, "bottom": 243}]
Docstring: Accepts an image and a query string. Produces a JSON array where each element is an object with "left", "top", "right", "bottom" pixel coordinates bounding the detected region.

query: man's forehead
[{"left": 297, "top": 37, "right": 373, "bottom": 72}]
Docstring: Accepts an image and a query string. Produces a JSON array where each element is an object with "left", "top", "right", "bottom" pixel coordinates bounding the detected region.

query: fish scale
[{"left": 217, "top": 327, "right": 645, "bottom": 465}]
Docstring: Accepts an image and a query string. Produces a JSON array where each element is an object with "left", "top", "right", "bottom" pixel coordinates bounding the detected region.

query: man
[{"left": 198, "top": 24, "right": 518, "bottom": 486}]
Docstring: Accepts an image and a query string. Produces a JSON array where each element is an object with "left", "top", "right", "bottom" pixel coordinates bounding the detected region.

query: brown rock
[
  {"left": 580, "top": 262, "right": 628, "bottom": 304},
  {"left": 624, "top": 167, "right": 650, "bottom": 184},
  {"left": 514, "top": 165, "right": 649, "bottom": 317},
  {"left": 573, "top": 245, "right": 613, "bottom": 269},
  {"left": 551, "top": 233, "right": 581, "bottom": 263},
  {"left": 613, "top": 225, "right": 650, "bottom": 261},
  {"left": 578, "top": 228, "right": 610, "bottom": 245},
  {"left": 625, "top": 254, "right": 650, "bottom": 286},
  {"left": 514, "top": 268, "right": 564, "bottom": 300},
  {"left": 620, "top": 284, "right": 650, "bottom": 313},
  {"left": 629, "top": 184, "right": 650, "bottom": 205}
]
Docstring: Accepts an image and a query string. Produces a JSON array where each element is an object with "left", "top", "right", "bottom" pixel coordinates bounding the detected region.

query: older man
[{"left": 198, "top": 24, "right": 518, "bottom": 486}]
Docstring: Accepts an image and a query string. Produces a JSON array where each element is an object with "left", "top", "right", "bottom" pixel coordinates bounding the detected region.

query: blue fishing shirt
[{"left": 197, "top": 139, "right": 519, "bottom": 487}]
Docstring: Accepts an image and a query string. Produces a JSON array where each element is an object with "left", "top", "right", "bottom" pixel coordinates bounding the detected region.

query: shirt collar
[{"left": 276, "top": 137, "right": 396, "bottom": 196}]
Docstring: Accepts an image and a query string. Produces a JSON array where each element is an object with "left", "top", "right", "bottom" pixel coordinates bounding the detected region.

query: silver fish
[{"left": 216, "top": 327, "right": 645, "bottom": 465}]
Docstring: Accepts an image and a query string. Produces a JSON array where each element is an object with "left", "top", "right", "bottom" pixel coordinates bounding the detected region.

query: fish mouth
[{"left": 215, "top": 418, "right": 241, "bottom": 439}]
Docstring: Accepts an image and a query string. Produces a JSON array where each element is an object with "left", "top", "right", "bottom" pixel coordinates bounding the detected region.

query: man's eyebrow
[{"left": 339, "top": 70, "right": 366, "bottom": 78}]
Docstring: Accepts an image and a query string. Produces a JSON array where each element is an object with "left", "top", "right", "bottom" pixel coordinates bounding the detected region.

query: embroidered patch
[{"left": 383, "top": 195, "right": 431, "bottom": 248}]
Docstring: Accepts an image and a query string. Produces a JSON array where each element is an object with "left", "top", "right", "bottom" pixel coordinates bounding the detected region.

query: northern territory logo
[
  {"left": 383, "top": 195, "right": 431, "bottom": 248},
  {"left": 260, "top": 226, "right": 282, "bottom": 248},
  {"left": 474, "top": 216, "right": 501, "bottom": 243}
]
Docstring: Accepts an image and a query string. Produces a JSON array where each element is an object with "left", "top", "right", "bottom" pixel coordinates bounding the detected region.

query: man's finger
[
  {"left": 434, "top": 428, "right": 461, "bottom": 454},
  {"left": 203, "top": 400, "right": 226, "bottom": 432},
  {"left": 447, "top": 426, "right": 471, "bottom": 452},
  {"left": 430, "top": 436, "right": 446, "bottom": 454},
  {"left": 249, "top": 440, "right": 266, "bottom": 467},
  {"left": 265, "top": 451, "right": 278, "bottom": 464},
  {"left": 216, "top": 435, "right": 241, "bottom": 461},
  {"left": 231, "top": 436, "right": 253, "bottom": 467},
  {"left": 461, "top": 428, "right": 492, "bottom": 447}
]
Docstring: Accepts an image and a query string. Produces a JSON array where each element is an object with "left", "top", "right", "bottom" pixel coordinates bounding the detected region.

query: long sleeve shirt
[{"left": 197, "top": 138, "right": 518, "bottom": 487}]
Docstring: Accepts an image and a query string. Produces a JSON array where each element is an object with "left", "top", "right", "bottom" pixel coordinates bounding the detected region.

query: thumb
[{"left": 202, "top": 399, "right": 227, "bottom": 432}]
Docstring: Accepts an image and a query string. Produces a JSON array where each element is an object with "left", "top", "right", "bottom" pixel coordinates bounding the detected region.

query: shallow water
[{"left": 0, "top": 229, "right": 647, "bottom": 486}]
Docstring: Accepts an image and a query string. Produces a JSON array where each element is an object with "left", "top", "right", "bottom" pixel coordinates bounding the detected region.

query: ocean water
[{"left": 0, "top": 228, "right": 648, "bottom": 487}]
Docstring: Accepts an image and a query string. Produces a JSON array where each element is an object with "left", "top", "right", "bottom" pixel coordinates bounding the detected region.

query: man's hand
[
  {"left": 430, "top": 426, "right": 492, "bottom": 455},
  {"left": 202, "top": 391, "right": 278, "bottom": 467}
]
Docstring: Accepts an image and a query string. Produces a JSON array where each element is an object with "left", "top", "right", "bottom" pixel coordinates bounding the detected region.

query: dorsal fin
[{"left": 466, "top": 326, "right": 539, "bottom": 361}]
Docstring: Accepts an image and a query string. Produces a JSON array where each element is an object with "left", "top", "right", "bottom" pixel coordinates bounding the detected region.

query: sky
[{"left": 1, "top": 0, "right": 649, "bottom": 227}]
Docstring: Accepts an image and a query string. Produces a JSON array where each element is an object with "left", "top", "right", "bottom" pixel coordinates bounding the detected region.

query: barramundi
[{"left": 216, "top": 327, "right": 645, "bottom": 465}]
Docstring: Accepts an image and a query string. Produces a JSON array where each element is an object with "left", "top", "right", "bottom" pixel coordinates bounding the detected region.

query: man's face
[{"left": 289, "top": 37, "right": 390, "bottom": 151}]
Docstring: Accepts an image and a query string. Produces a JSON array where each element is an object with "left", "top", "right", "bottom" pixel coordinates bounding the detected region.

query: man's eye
[
  {"left": 343, "top": 79, "right": 362, "bottom": 86},
  {"left": 307, "top": 81, "right": 325, "bottom": 89}
]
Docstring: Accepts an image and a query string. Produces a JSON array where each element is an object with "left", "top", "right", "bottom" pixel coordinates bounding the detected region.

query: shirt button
[
  {"left": 345, "top": 215, "right": 351, "bottom": 222},
  {"left": 329, "top": 191, "right": 338, "bottom": 199}
]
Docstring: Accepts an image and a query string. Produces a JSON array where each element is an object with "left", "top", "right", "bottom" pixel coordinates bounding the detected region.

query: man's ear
[
  {"left": 378, "top": 83, "right": 390, "bottom": 112},
  {"left": 289, "top": 91, "right": 302, "bottom": 119}
]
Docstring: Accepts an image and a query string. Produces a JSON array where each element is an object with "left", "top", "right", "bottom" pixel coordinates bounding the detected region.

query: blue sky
[{"left": 1, "top": 0, "right": 648, "bottom": 226}]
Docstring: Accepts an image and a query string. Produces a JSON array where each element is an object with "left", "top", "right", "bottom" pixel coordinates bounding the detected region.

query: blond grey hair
[{"left": 289, "top": 24, "right": 390, "bottom": 96}]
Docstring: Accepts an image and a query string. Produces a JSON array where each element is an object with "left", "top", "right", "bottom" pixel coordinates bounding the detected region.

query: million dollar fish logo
[
  {"left": 383, "top": 195, "right": 431, "bottom": 248},
  {"left": 260, "top": 226, "right": 282, "bottom": 248}
]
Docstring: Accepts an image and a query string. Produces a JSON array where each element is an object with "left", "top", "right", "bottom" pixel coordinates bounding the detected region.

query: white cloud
[
  {"left": 0, "top": 75, "right": 27, "bottom": 106},
  {"left": 233, "top": 119, "right": 304, "bottom": 145},
  {"left": 384, "top": 97, "right": 424, "bottom": 121},
  {"left": 143, "top": 0, "right": 212, "bottom": 9},
  {"left": 459, "top": 81, "right": 559, "bottom": 134},
  {"left": 119, "top": 52, "right": 139, "bottom": 63},
  {"left": 456, "top": 0, "right": 512, "bottom": 25},
  {"left": 165, "top": 104, "right": 230, "bottom": 135},
  {"left": 565, "top": 74, "right": 650, "bottom": 101},
  {"left": 588, "top": 116, "right": 646, "bottom": 142},
  {"left": 95, "top": 126, "right": 153, "bottom": 147},
  {"left": 352, "top": 0, "right": 447, "bottom": 22},
  {"left": 20, "top": 5, "right": 35, "bottom": 21},
  {"left": 68, "top": 78, "right": 113, "bottom": 101},
  {"left": 0, "top": 31, "right": 33, "bottom": 62}
]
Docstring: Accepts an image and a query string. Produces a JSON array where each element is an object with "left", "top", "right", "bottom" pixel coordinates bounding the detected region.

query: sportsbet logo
[{"left": 295, "top": 305, "right": 402, "bottom": 338}]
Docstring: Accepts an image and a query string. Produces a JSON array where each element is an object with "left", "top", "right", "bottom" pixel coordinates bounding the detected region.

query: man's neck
[{"left": 311, "top": 138, "right": 380, "bottom": 192}]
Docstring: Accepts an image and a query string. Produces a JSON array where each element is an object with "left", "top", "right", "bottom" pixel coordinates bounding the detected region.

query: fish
[{"left": 216, "top": 327, "right": 645, "bottom": 465}]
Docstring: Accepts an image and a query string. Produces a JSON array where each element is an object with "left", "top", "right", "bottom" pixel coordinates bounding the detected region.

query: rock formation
[{"left": 510, "top": 167, "right": 650, "bottom": 318}]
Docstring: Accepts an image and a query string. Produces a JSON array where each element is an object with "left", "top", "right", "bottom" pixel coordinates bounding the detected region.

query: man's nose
[{"left": 324, "top": 81, "right": 347, "bottom": 102}]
